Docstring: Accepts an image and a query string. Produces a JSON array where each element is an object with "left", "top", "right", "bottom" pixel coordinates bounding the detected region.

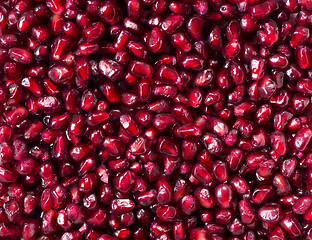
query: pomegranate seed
[
  {"left": 98, "top": 57, "right": 123, "bottom": 81},
  {"left": 279, "top": 215, "right": 302, "bottom": 238},
  {"left": 0, "top": 0, "right": 311, "bottom": 238}
]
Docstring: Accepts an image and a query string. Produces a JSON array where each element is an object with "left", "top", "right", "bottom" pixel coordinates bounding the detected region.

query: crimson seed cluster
[{"left": 2, "top": 0, "right": 312, "bottom": 239}]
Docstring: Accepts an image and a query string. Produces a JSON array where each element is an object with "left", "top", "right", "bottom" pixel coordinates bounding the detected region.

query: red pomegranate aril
[
  {"left": 234, "top": 101, "right": 256, "bottom": 118},
  {"left": 144, "top": 161, "right": 161, "bottom": 182},
  {"left": 290, "top": 26, "right": 310, "bottom": 48},
  {"left": 296, "top": 45, "right": 312, "bottom": 69},
  {"left": 114, "top": 30, "right": 132, "bottom": 50},
  {"left": 76, "top": 41, "right": 99, "bottom": 56},
  {"left": 0, "top": 222, "right": 21, "bottom": 238},
  {"left": 258, "top": 203, "right": 282, "bottom": 224},
  {"left": 227, "top": 218, "right": 245, "bottom": 236},
  {"left": 129, "top": 136, "right": 150, "bottom": 155},
  {"left": 3, "top": 198, "right": 22, "bottom": 222},
  {"left": 129, "top": 60, "right": 153, "bottom": 79},
  {"left": 16, "top": 157, "right": 39, "bottom": 176},
  {"left": 156, "top": 205, "right": 177, "bottom": 222},
  {"left": 229, "top": 62, "right": 246, "bottom": 85},
  {"left": 31, "top": 25, "right": 49, "bottom": 44},
  {"left": 70, "top": 143, "right": 95, "bottom": 162},
  {"left": 249, "top": 1, "right": 273, "bottom": 19},
  {"left": 155, "top": 136, "right": 178, "bottom": 157},
  {"left": 186, "top": 15, "right": 203, "bottom": 40},
  {"left": 214, "top": 184, "right": 233, "bottom": 209},
  {"left": 238, "top": 200, "right": 256, "bottom": 224},
  {"left": 194, "top": 187, "right": 216, "bottom": 209},
  {"left": 111, "top": 198, "right": 135, "bottom": 214},
  {"left": 273, "top": 173, "right": 292, "bottom": 196},
  {"left": 222, "top": 40, "right": 241, "bottom": 61},
  {"left": 51, "top": 35, "right": 71, "bottom": 61},
  {"left": 270, "top": 131, "right": 287, "bottom": 156},
  {"left": 161, "top": 14, "right": 184, "bottom": 34},
  {"left": 83, "top": 22, "right": 105, "bottom": 42},
  {"left": 98, "top": 57, "right": 123, "bottom": 82},
  {"left": 48, "top": 64, "right": 73, "bottom": 84},
  {"left": 155, "top": 64, "right": 180, "bottom": 85},
  {"left": 1, "top": 0, "right": 312, "bottom": 238},
  {"left": 257, "top": 159, "right": 275, "bottom": 178},
  {"left": 87, "top": 207, "right": 107, "bottom": 227},
  {"left": 103, "top": 136, "right": 125, "bottom": 157},
  {"left": 22, "top": 219, "right": 39, "bottom": 240},
  {"left": 279, "top": 215, "right": 302, "bottom": 238},
  {"left": 8, "top": 47, "right": 33, "bottom": 64},
  {"left": 4, "top": 105, "right": 28, "bottom": 125},
  {"left": 170, "top": 32, "right": 192, "bottom": 53},
  {"left": 180, "top": 194, "right": 198, "bottom": 215},
  {"left": 229, "top": 175, "right": 248, "bottom": 195},
  {"left": 100, "top": 81, "right": 120, "bottom": 104},
  {"left": 250, "top": 57, "right": 267, "bottom": 81},
  {"left": 98, "top": 1, "right": 120, "bottom": 25},
  {"left": 274, "top": 111, "right": 293, "bottom": 131},
  {"left": 213, "top": 155, "right": 231, "bottom": 176},
  {"left": 202, "top": 133, "right": 225, "bottom": 155},
  {"left": 147, "top": 27, "right": 164, "bottom": 53},
  {"left": 41, "top": 209, "right": 57, "bottom": 235},
  {"left": 294, "top": 126, "right": 312, "bottom": 152},
  {"left": 268, "top": 53, "right": 289, "bottom": 70},
  {"left": 17, "top": 10, "right": 36, "bottom": 33}
]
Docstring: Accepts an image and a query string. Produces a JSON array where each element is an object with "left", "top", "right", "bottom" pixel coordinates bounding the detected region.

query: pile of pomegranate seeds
[{"left": 3, "top": 0, "right": 312, "bottom": 239}]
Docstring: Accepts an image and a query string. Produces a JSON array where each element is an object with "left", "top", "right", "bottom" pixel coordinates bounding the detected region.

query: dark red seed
[{"left": 98, "top": 57, "right": 123, "bottom": 81}]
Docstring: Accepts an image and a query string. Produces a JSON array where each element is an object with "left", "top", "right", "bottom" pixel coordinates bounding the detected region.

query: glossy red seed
[
  {"left": 161, "top": 14, "right": 184, "bottom": 34},
  {"left": 258, "top": 203, "right": 282, "bottom": 224},
  {"left": 294, "top": 126, "right": 312, "bottom": 152},
  {"left": 98, "top": 1, "right": 119, "bottom": 25},
  {"left": 192, "top": 163, "right": 213, "bottom": 184},
  {"left": 17, "top": 11, "right": 36, "bottom": 33},
  {"left": 238, "top": 200, "right": 256, "bottom": 224},
  {"left": 100, "top": 81, "right": 120, "bottom": 104},
  {"left": 22, "top": 219, "right": 39, "bottom": 240},
  {"left": 202, "top": 133, "right": 225, "bottom": 155},
  {"left": 194, "top": 187, "right": 216, "bottom": 208},
  {"left": 214, "top": 184, "right": 233, "bottom": 209},
  {"left": 157, "top": 136, "right": 179, "bottom": 157},
  {"left": 156, "top": 205, "right": 177, "bottom": 222},
  {"left": 98, "top": 57, "right": 123, "bottom": 81},
  {"left": 8, "top": 47, "right": 33, "bottom": 64},
  {"left": 103, "top": 136, "right": 125, "bottom": 157},
  {"left": 273, "top": 173, "right": 292, "bottom": 196},
  {"left": 129, "top": 60, "right": 153, "bottom": 79},
  {"left": 296, "top": 45, "right": 312, "bottom": 69},
  {"left": 48, "top": 64, "right": 73, "bottom": 84},
  {"left": 0, "top": 223, "right": 21, "bottom": 238},
  {"left": 111, "top": 199, "right": 135, "bottom": 214},
  {"left": 190, "top": 228, "right": 210, "bottom": 240},
  {"left": 222, "top": 40, "right": 241, "bottom": 61},
  {"left": 249, "top": 1, "right": 273, "bottom": 19},
  {"left": 170, "top": 32, "right": 192, "bottom": 53},
  {"left": 148, "top": 27, "right": 164, "bottom": 53},
  {"left": 186, "top": 15, "right": 203, "bottom": 40},
  {"left": 41, "top": 209, "right": 57, "bottom": 234},
  {"left": 279, "top": 215, "right": 302, "bottom": 238},
  {"left": 270, "top": 131, "right": 287, "bottom": 156},
  {"left": 180, "top": 194, "right": 198, "bottom": 215},
  {"left": 4, "top": 106, "right": 28, "bottom": 125},
  {"left": 229, "top": 175, "right": 248, "bottom": 195},
  {"left": 181, "top": 54, "right": 205, "bottom": 71}
]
